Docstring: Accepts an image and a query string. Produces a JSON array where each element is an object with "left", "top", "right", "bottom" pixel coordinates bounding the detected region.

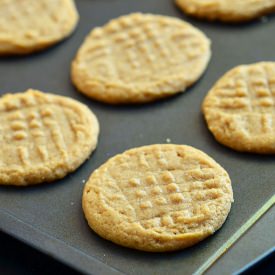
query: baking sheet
[{"left": 0, "top": 0, "right": 275, "bottom": 274}]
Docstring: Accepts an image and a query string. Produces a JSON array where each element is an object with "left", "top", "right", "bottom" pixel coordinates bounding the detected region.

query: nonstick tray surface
[{"left": 0, "top": 0, "right": 275, "bottom": 274}]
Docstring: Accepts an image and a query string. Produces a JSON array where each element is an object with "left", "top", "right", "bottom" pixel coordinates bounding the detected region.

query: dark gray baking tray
[{"left": 0, "top": 0, "right": 275, "bottom": 274}]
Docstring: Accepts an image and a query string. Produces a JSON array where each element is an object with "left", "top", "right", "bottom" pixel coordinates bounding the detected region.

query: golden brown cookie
[
  {"left": 175, "top": 0, "right": 275, "bottom": 23},
  {"left": 203, "top": 62, "right": 275, "bottom": 153},
  {"left": 0, "top": 89, "right": 99, "bottom": 186},
  {"left": 71, "top": 13, "right": 211, "bottom": 104},
  {"left": 83, "top": 144, "right": 233, "bottom": 252},
  {"left": 0, "top": 0, "right": 79, "bottom": 55}
]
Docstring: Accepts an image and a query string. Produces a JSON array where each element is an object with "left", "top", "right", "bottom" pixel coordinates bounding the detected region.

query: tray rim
[
  {"left": 0, "top": 208, "right": 123, "bottom": 275},
  {"left": 1, "top": 194, "right": 274, "bottom": 275}
]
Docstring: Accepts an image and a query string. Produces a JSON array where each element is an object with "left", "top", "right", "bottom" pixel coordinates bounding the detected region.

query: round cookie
[
  {"left": 71, "top": 13, "right": 211, "bottom": 104},
  {"left": 175, "top": 0, "right": 275, "bottom": 23},
  {"left": 203, "top": 62, "right": 275, "bottom": 153},
  {"left": 0, "top": 89, "right": 99, "bottom": 186},
  {"left": 83, "top": 144, "right": 233, "bottom": 252},
  {"left": 0, "top": 0, "right": 79, "bottom": 55}
]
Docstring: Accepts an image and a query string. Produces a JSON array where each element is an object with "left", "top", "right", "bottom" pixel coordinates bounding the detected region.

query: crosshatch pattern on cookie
[
  {"left": 0, "top": 90, "right": 99, "bottom": 185},
  {"left": 1, "top": 94, "right": 84, "bottom": 165},
  {"left": 75, "top": 13, "right": 208, "bottom": 82},
  {"left": 84, "top": 145, "right": 233, "bottom": 241},
  {"left": 203, "top": 63, "right": 275, "bottom": 150},
  {"left": 100, "top": 153, "right": 229, "bottom": 233},
  {"left": 72, "top": 13, "right": 211, "bottom": 103},
  {"left": 208, "top": 64, "right": 275, "bottom": 113}
]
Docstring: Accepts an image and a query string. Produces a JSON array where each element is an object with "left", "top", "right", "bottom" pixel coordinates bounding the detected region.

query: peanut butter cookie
[
  {"left": 72, "top": 13, "right": 211, "bottom": 104},
  {"left": 176, "top": 0, "right": 275, "bottom": 23},
  {"left": 0, "top": 0, "right": 78, "bottom": 55},
  {"left": 203, "top": 62, "right": 275, "bottom": 153},
  {"left": 83, "top": 144, "right": 233, "bottom": 252},
  {"left": 0, "top": 89, "right": 99, "bottom": 186}
]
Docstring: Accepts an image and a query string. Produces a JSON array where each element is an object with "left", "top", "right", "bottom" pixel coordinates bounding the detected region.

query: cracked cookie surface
[{"left": 83, "top": 144, "right": 233, "bottom": 252}]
